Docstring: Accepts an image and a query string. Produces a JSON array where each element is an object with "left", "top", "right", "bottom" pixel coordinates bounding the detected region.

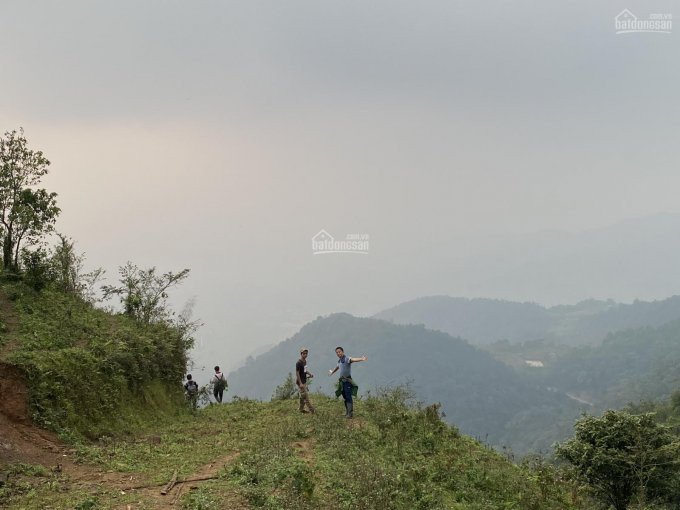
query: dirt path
[{"left": 113, "top": 451, "right": 246, "bottom": 510}]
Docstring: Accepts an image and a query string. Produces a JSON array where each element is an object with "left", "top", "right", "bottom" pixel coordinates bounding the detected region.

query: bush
[
  {"left": 21, "top": 247, "right": 54, "bottom": 291},
  {"left": 271, "top": 373, "right": 297, "bottom": 401}
]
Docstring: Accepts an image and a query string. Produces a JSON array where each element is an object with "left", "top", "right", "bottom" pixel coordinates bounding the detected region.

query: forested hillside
[{"left": 541, "top": 319, "right": 680, "bottom": 409}]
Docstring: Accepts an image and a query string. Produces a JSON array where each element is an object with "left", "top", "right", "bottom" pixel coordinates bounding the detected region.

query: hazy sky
[{"left": 1, "top": 1, "right": 678, "bottom": 370}]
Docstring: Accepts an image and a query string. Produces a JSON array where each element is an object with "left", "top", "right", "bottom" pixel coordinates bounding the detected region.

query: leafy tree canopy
[
  {"left": 102, "top": 262, "right": 190, "bottom": 325},
  {"left": 0, "top": 128, "right": 60, "bottom": 271},
  {"left": 556, "top": 410, "right": 680, "bottom": 510}
]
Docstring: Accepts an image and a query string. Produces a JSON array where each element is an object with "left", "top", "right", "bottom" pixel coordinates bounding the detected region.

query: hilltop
[{"left": 227, "top": 313, "right": 581, "bottom": 453}]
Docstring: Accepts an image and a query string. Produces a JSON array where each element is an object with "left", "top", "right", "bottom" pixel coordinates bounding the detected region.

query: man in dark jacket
[{"left": 296, "top": 348, "right": 315, "bottom": 414}]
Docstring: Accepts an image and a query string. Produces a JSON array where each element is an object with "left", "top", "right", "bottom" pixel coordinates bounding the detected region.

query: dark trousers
[
  {"left": 341, "top": 380, "right": 353, "bottom": 404},
  {"left": 214, "top": 388, "right": 224, "bottom": 403},
  {"left": 341, "top": 379, "right": 354, "bottom": 417}
]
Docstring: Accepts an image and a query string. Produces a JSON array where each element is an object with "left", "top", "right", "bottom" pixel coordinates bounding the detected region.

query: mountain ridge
[{"left": 374, "top": 294, "right": 680, "bottom": 345}]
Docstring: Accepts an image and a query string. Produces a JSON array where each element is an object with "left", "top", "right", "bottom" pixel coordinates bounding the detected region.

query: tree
[
  {"left": 49, "top": 234, "right": 105, "bottom": 303},
  {"left": 101, "top": 262, "right": 190, "bottom": 324},
  {"left": 0, "top": 129, "right": 60, "bottom": 271},
  {"left": 556, "top": 410, "right": 680, "bottom": 510}
]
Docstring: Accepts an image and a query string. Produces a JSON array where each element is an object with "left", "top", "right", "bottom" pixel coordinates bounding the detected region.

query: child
[{"left": 184, "top": 374, "right": 199, "bottom": 409}]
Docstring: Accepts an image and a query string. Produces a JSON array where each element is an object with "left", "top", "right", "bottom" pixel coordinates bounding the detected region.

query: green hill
[
  {"left": 0, "top": 279, "right": 190, "bottom": 439},
  {"left": 374, "top": 295, "right": 680, "bottom": 346},
  {"left": 227, "top": 313, "right": 581, "bottom": 453}
]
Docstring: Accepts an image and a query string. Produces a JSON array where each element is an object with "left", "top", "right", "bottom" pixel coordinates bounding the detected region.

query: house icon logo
[
  {"left": 311, "top": 229, "right": 334, "bottom": 244},
  {"left": 615, "top": 8, "right": 672, "bottom": 34},
  {"left": 311, "top": 229, "right": 369, "bottom": 255},
  {"left": 615, "top": 9, "right": 637, "bottom": 24}
]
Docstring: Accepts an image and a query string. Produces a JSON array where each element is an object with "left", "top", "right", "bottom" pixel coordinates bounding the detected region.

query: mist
[{"left": 1, "top": 0, "right": 678, "bottom": 370}]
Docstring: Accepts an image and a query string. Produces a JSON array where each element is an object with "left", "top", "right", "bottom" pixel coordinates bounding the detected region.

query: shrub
[{"left": 271, "top": 373, "right": 297, "bottom": 401}]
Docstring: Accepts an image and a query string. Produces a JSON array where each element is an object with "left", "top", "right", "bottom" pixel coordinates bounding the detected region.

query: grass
[{"left": 3, "top": 392, "right": 586, "bottom": 510}]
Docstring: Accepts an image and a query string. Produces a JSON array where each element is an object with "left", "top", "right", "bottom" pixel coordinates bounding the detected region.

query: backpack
[
  {"left": 214, "top": 373, "right": 227, "bottom": 391},
  {"left": 185, "top": 380, "right": 198, "bottom": 394}
]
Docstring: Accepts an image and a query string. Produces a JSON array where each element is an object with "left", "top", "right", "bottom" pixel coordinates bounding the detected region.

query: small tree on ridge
[{"left": 0, "top": 128, "right": 60, "bottom": 271}]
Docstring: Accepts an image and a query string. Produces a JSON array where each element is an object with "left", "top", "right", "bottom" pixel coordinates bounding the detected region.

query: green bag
[{"left": 214, "top": 374, "right": 227, "bottom": 391}]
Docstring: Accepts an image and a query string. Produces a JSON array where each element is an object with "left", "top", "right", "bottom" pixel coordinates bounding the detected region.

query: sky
[{"left": 1, "top": 0, "right": 679, "bottom": 370}]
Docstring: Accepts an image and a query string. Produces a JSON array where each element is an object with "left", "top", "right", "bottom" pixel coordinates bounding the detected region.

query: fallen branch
[
  {"left": 160, "top": 470, "right": 178, "bottom": 495},
  {"left": 124, "top": 474, "right": 223, "bottom": 491}
]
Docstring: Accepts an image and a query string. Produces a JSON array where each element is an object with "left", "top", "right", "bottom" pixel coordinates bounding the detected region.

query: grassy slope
[
  {"left": 3, "top": 394, "right": 584, "bottom": 510},
  {"left": 0, "top": 281, "right": 189, "bottom": 439}
]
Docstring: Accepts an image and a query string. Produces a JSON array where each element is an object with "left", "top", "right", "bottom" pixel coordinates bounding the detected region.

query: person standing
[
  {"left": 211, "top": 366, "right": 227, "bottom": 403},
  {"left": 296, "top": 348, "right": 315, "bottom": 414},
  {"left": 184, "top": 374, "right": 199, "bottom": 409},
  {"left": 328, "top": 346, "right": 367, "bottom": 418}
]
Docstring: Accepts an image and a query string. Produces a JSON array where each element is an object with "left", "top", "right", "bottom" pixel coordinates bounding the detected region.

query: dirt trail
[{"left": 116, "top": 451, "right": 246, "bottom": 510}]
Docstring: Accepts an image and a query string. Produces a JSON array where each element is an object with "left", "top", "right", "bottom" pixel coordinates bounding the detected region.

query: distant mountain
[
  {"left": 441, "top": 213, "right": 680, "bottom": 305},
  {"left": 374, "top": 295, "right": 680, "bottom": 345},
  {"left": 227, "top": 313, "right": 579, "bottom": 452},
  {"left": 374, "top": 297, "right": 554, "bottom": 344}
]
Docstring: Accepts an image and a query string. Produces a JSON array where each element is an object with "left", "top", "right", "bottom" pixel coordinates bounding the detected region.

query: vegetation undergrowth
[
  {"left": 225, "top": 391, "right": 582, "bottom": 510},
  {"left": 1, "top": 279, "right": 191, "bottom": 440}
]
